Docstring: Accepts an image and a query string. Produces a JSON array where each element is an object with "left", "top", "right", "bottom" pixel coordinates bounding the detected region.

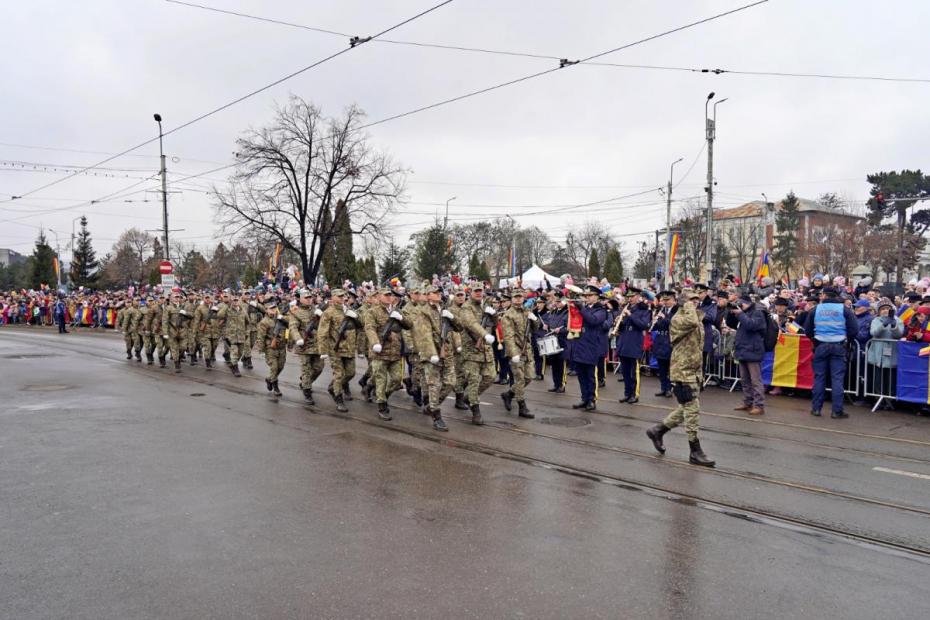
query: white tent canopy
[{"left": 498, "top": 264, "right": 562, "bottom": 290}]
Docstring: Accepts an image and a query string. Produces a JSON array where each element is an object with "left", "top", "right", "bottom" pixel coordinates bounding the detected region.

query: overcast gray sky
[{"left": 2, "top": 0, "right": 928, "bottom": 260}]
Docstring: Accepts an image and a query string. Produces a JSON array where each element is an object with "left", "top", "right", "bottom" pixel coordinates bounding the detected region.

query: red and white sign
[{"left": 159, "top": 260, "right": 173, "bottom": 275}]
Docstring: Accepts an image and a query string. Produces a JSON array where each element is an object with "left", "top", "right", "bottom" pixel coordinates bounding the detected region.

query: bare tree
[
  {"left": 723, "top": 220, "right": 763, "bottom": 282},
  {"left": 214, "top": 95, "right": 407, "bottom": 284},
  {"left": 103, "top": 227, "right": 153, "bottom": 285},
  {"left": 564, "top": 220, "right": 616, "bottom": 274},
  {"left": 673, "top": 199, "right": 706, "bottom": 281}
]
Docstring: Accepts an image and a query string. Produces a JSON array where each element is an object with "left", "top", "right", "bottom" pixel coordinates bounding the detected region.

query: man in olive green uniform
[
  {"left": 256, "top": 302, "right": 288, "bottom": 397},
  {"left": 147, "top": 297, "right": 167, "bottom": 367},
  {"left": 402, "top": 288, "right": 425, "bottom": 406},
  {"left": 450, "top": 287, "right": 470, "bottom": 410},
  {"left": 220, "top": 294, "right": 248, "bottom": 377},
  {"left": 241, "top": 291, "right": 260, "bottom": 370},
  {"left": 140, "top": 296, "right": 157, "bottom": 365},
  {"left": 499, "top": 289, "right": 537, "bottom": 418},
  {"left": 127, "top": 298, "right": 144, "bottom": 361},
  {"left": 162, "top": 291, "right": 188, "bottom": 373},
  {"left": 318, "top": 289, "right": 360, "bottom": 412},
  {"left": 181, "top": 294, "right": 199, "bottom": 365},
  {"left": 289, "top": 289, "right": 325, "bottom": 404},
  {"left": 115, "top": 301, "right": 133, "bottom": 360},
  {"left": 646, "top": 289, "right": 715, "bottom": 467},
  {"left": 194, "top": 292, "right": 221, "bottom": 370},
  {"left": 459, "top": 286, "right": 498, "bottom": 422},
  {"left": 362, "top": 288, "right": 412, "bottom": 420},
  {"left": 217, "top": 291, "right": 232, "bottom": 363},
  {"left": 356, "top": 292, "right": 379, "bottom": 398},
  {"left": 412, "top": 285, "right": 461, "bottom": 432}
]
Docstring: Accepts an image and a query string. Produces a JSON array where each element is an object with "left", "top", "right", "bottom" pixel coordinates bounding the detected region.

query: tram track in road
[{"left": 5, "top": 328, "right": 930, "bottom": 560}]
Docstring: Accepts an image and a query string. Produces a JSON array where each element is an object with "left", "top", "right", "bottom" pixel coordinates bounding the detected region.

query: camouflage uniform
[
  {"left": 194, "top": 301, "right": 222, "bottom": 367},
  {"left": 242, "top": 300, "right": 262, "bottom": 369},
  {"left": 289, "top": 303, "right": 325, "bottom": 399},
  {"left": 256, "top": 312, "right": 288, "bottom": 390},
  {"left": 499, "top": 300, "right": 537, "bottom": 412},
  {"left": 147, "top": 300, "right": 167, "bottom": 365},
  {"left": 318, "top": 299, "right": 360, "bottom": 400},
  {"left": 222, "top": 302, "right": 249, "bottom": 371},
  {"left": 182, "top": 299, "right": 199, "bottom": 361},
  {"left": 647, "top": 292, "right": 715, "bottom": 466},
  {"left": 459, "top": 299, "right": 497, "bottom": 407},
  {"left": 363, "top": 302, "right": 412, "bottom": 406},
  {"left": 139, "top": 302, "right": 156, "bottom": 364},
  {"left": 402, "top": 299, "right": 424, "bottom": 400},
  {"left": 116, "top": 305, "right": 134, "bottom": 357},
  {"left": 413, "top": 296, "right": 460, "bottom": 429},
  {"left": 162, "top": 301, "right": 191, "bottom": 370}
]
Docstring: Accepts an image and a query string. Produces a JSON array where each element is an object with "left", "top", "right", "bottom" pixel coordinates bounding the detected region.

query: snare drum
[{"left": 538, "top": 334, "right": 563, "bottom": 356}]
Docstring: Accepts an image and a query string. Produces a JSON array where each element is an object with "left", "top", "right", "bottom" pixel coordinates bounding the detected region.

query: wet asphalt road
[{"left": 2, "top": 327, "right": 929, "bottom": 619}]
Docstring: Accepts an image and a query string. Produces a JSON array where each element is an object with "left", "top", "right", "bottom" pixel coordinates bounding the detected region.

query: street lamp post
[
  {"left": 664, "top": 157, "right": 683, "bottom": 289},
  {"left": 444, "top": 196, "right": 456, "bottom": 231},
  {"left": 704, "top": 93, "right": 727, "bottom": 286},
  {"left": 505, "top": 214, "right": 517, "bottom": 278},
  {"left": 154, "top": 114, "right": 170, "bottom": 261}
]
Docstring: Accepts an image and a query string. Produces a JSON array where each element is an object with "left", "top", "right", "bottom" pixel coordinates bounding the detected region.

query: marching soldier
[
  {"left": 318, "top": 289, "right": 360, "bottom": 412},
  {"left": 256, "top": 301, "right": 288, "bottom": 397},
  {"left": 161, "top": 291, "right": 188, "bottom": 373},
  {"left": 194, "top": 292, "right": 221, "bottom": 370},
  {"left": 216, "top": 291, "right": 232, "bottom": 364},
  {"left": 182, "top": 293, "right": 199, "bottom": 365},
  {"left": 115, "top": 300, "right": 133, "bottom": 359},
  {"left": 458, "top": 285, "right": 498, "bottom": 422},
  {"left": 147, "top": 296, "right": 167, "bottom": 368},
  {"left": 140, "top": 296, "right": 157, "bottom": 365},
  {"left": 499, "top": 289, "right": 537, "bottom": 418},
  {"left": 241, "top": 291, "right": 261, "bottom": 370},
  {"left": 402, "top": 288, "right": 425, "bottom": 406},
  {"left": 449, "top": 287, "right": 471, "bottom": 410},
  {"left": 646, "top": 288, "right": 715, "bottom": 467},
  {"left": 289, "top": 289, "right": 325, "bottom": 404},
  {"left": 221, "top": 293, "right": 249, "bottom": 377},
  {"left": 356, "top": 292, "right": 379, "bottom": 400},
  {"left": 127, "top": 297, "right": 143, "bottom": 361},
  {"left": 412, "top": 285, "right": 461, "bottom": 432},
  {"left": 362, "top": 287, "right": 412, "bottom": 420}
]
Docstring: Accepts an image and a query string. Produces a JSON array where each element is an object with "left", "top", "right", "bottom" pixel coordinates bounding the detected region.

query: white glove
[
  {"left": 484, "top": 333, "right": 495, "bottom": 344},
  {"left": 314, "top": 308, "right": 323, "bottom": 317},
  {"left": 456, "top": 346, "right": 462, "bottom": 353},
  {"left": 441, "top": 309, "right": 455, "bottom": 320},
  {"left": 511, "top": 355, "right": 521, "bottom": 363},
  {"left": 484, "top": 307, "right": 496, "bottom": 316},
  {"left": 249, "top": 300, "right": 258, "bottom": 307},
  {"left": 372, "top": 343, "right": 383, "bottom": 353},
  {"left": 389, "top": 311, "right": 403, "bottom": 321},
  {"left": 320, "top": 354, "right": 329, "bottom": 360},
  {"left": 527, "top": 312, "right": 538, "bottom": 322},
  {"left": 345, "top": 309, "right": 358, "bottom": 319},
  {"left": 429, "top": 355, "right": 440, "bottom": 365},
  {"left": 162, "top": 334, "right": 168, "bottom": 339},
  {"left": 211, "top": 306, "right": 218, "bottom": 311},
  {"left": 179, "top": 309, "right": 189, "bottom": 316},
  {"left": 295, "top": 339, "right": 305, "bottom": 347}
]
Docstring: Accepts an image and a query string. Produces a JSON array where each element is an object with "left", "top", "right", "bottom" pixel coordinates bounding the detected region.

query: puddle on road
[
  {"left": 22, "top": 384, "right": 73, "bottom": 392},
  {"left": 539, "top": 416, "right": 592, "bottom": 428}
]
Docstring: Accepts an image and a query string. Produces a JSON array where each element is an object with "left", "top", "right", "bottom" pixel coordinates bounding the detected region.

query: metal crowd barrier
[{"left": 862, "top": 338, "right": 900, "bottom": 412}]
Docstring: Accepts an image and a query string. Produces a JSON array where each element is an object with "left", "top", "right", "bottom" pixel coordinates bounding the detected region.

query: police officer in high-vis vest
[{"left": 803, "top": 287, "right": 857, "bottom": 419}]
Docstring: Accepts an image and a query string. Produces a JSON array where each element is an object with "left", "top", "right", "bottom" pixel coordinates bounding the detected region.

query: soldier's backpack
[{"left": 763, "top": 311, "right": 779, "bottom": 352}]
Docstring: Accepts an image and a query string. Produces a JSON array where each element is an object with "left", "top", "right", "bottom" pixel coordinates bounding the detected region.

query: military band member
[
  {"left": 289, "top": 289, "right": 325, "bottom": 404},
  {"left": 652, "top": 291, "right": 679, "bottom": 398},
  {"left": 318, "top": 289, "right": 359, "bottom": 412},
  {"left": 617, "top": 286, "right": 651, "bottom": 404},
  {"left": 256, "top": 302, "right": 288, "bottom": 397},
  {"left": 646, "top": 288, "right": 715, "bottom": 467},
  {"left": 568, "top": 285, "right": 607, "bottom": 411},
  {"left": 499, "top": 289, "right": 537, "bottom": 419},
  {"left": 362, "top": 287, "right": 412, "bottom": 420}
]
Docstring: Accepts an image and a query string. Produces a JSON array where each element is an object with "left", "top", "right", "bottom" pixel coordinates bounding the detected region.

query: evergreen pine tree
[
  {"left": 31, "top": 230, "right": 57, "bottom": 289},
  {"left": 772, "top": 191, "right": 801, "bottom": 281},
  {"left": 468, "top": 252, "right": 491, "bottom": 282},
  {"left": 332, "top": 199, "right": 356, "bottom": 284},
  {"left": 69, "top": 215, "right": 98, "bottom": 288},
  {"left": 379, "top": 239, "right": 409, "bottom": 282},
  {"left": 587, "top": 248, "right": 601, "bottom": 278},
  {"left": 603, "top": 247, "right": 624, "bottom": 283}
]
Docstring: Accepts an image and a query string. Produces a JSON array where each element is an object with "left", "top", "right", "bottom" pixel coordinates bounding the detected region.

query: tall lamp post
[
  {"left": 443, "top": 196, "right": 456, "bottom": 232},
  {"left": 704, "top": 93, "right": 727, "bottom": 285},
  {"left": 154, "top": 113, "right": 170, "bottom": 261},
  {"left": 664, "top": 157, "right": 683, "bottom": 289}
]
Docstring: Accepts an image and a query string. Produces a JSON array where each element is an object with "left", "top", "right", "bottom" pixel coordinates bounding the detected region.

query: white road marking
[{"left": 873, "top": 466, "right": 930, "bottom": 481}]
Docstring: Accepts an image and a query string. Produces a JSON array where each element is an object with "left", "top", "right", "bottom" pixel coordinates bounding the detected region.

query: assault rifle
[
  {"left": 334, "top": 309, "right": 359, "bottom": 349},
  {"left": 303, "top": 308, "right": 323, "bottom": 341}
]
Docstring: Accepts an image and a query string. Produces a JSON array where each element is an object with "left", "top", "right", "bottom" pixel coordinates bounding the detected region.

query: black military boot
[
  {"left": 403, "top": 377, "right": 413, "bottom": 395},
  {"left": 688, "top": 439, "right": 715, "bottom": 467},
  {"left": 189, "top": 354, "right": 196, "bottom": 366},
  {"left": 334, "top": 394, "right": 348, "bottom": 413},
  {"left": 135, "top": 350, "right": 142, "bottom": 362},
  {"left": 159, "top": 356, "right": 167, "bottom": 369},
  {"left": 174, "top": 360, "right": 181, "bottom": 373},
  {"left": 362, "top": 382, "right": 374, "bottom": 403},
  {"left": 501, "top": 389, "right": 514, "bottom": 412},
  {"left": 230, "top": 363, "right": 241, "bottom": 378},
  {"left": 571, "top": 401, "right": 588, "bottom": 409},
  {"left": 205, "top": 358, "right": 213, "bottom": 370},
  {"left": 377, "top": 401, "right": 392, "bottom": 421},
  {"left": 454, "top": 392, "right": 469, "bottom": 410},
  {"left": 265, "top": 378, "right": 273, "bottom": 392},
  {"left": 646, "top": 424, "right": 670, "bottom": 454},
  {"left": 412, "top": 388, "right": 423, "bottom": 407},
  {"left": 126, "top": 348, "right": 133, "bottom": 360},
  {"left": 517, "top": 400, "right": 534, "bottom": 419},
  {"left": 222, "top": 350, "right": 231, "bottom": 363},
  {"left": 359, "top": 374, "right": 368, "bottom": 388},
  {"left": 343, "top": 385, "right": 353, "bottom": 401},
  {"left": 431, "top": 409, "right": 448, "bottom": 432},
  {"left": 302, "top": 388, "right": 314, "bottom": 405},
  {"left": 146, "top": 353, "right": 154, "bottom": 365},
  {"left": 272, "top": 381, "right": 282, "bottom": 397},
  {"left": 243, "top": 357, "right": 253, "bottom": 370},
  {"left": 470, "top": 403, "right": 484, "bottom": 426}
]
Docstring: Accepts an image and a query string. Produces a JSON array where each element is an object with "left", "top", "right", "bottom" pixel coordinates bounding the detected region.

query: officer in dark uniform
[
  {"left": 542, "top": 295, "right": 568, "bottom": 393},
  {"left": 651, "top": 290, "right": 679, "bottom": 397},
  {"left": 696, "top": 283, "right": 717, "bottom": 379},
  {"left": 804, "top": 286, "right": 858, "bottom": 418},
  {"left": 617, "top": 286, "right": 652, "bottom": 404}
]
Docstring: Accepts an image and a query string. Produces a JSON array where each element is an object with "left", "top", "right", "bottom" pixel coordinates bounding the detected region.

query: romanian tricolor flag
[
  {"left": 785, "top": 321, "right": 802, "bottom": 335},
  {"left": 898, "top": 305, "right": 915, "bottom": 324},
  {"left": 272, "top": 243, "right": 283, "bottom": 270},
  {"left": 756, "top": 249, "right": 770, "bottom": 281},
  {"left": 77, "top": 306, "right": 93, "bottom": 326},
  {"left": 761, "top": 333, "right": 814, "bottom": 389},
  {"left": 105, "top": 309, "right": 117, "bottom": 327},
  {"left": 53, "top": 257, "right": 60, "bottom": 283},
  {"left": 896, "top": 341, "right": 930, "bottom": 404},
  {"left": 508, "top": 247, "right": 516, "bottom": 277},
  {"left": 668, "top": 233, "right": 679, "bottom": 275}
]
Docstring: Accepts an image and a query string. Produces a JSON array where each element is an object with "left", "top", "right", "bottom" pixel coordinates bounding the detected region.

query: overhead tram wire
[{"left": 0, "top": 0, "right": 455, "bottom": 204}]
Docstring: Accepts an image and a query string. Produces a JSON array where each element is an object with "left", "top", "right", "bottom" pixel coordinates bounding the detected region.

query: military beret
[
  {"left": 330, "top": 288, "right": 345, "bottom": 297},
  {"left": 694, "top": 283, "right": 710, "bottom": 292},
  {"left": 905, "top": 292, "right": 922, "bottom": 302},
  {"left": 511, "top": 289, "right": 526, "bottom": 297},
  {"left": 585, "top": 284, "right": 602, "bottom": 296},
  {"left": 774, "top": 298, "right": 790, "bottom": 307},
  {"left": 658, "top": 290, "right": 677, "bottom": 299},
  {"left": 680, "top": 288, "right": 700, "bottom": 300},
  {"left": 715, "top": 290, "right": 729, "bottom": 299}
]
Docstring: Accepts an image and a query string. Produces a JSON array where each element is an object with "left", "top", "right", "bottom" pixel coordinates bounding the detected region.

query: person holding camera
[{"left": 645, "top": 288, "right": 714, "bottom": 467}]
